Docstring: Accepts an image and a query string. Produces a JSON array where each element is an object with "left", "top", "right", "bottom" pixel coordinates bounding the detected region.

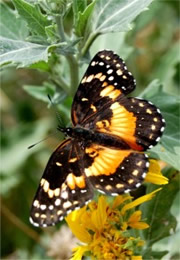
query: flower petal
[
  {"left": 121, "top": 188, "right": 162, "bottom": 215},
  {"left": 70, "top": 245, "right": 89, "bottom": 260},
  {"left": 129, "top": 221, "right": 149, "bottom": 229},
  {"left": 145, "top": 172, "right": 168, "bottom": 185},
  {"left": 66, "top": 208, "right": 91, "bottom": 243},
  {"left": 131, "top": 256, "right": 142, "bottom": 260},
  {"left": 91, "top": 196, "right": 108, "bottom": 230},
  {"left": 112, "top": 194, "right": 132, "bottom": 209},
  {"left": 145, "top": 160, "right": 168, "bottom": 185}
]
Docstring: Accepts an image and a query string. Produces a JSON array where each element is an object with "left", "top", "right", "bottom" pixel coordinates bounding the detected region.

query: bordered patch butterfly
[{"left": 30, "top": 50, "right": 165, "bottom": 227}]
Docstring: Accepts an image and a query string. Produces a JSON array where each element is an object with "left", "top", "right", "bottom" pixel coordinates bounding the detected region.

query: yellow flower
[
  {"left": 66, "top": 188, "right": 161, "bottom": 260},
  {"left": 145, "top": 159, "right": 168, "bottom": 185},
  {"left": 128, "top": 210, "right": 149, "bottom": 229},
  {"left": 65, "top": 159, "right": 167, "bottom": 260}
]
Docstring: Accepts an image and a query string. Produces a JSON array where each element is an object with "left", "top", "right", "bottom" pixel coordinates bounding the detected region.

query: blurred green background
[{"left": 1, "top": 0, "right": 179, "bottom": 259}]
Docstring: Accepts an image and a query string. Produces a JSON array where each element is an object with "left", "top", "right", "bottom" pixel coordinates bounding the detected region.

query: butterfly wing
[
  {"left": 87, "top": 96, "right": 165, "bottom": 151},
  {"left": 83, "top": 144, "right": 149, "bottom": 194},
  {"left": 71, "top": 50, "right": 135, "bottom": 126},
  {"left": 30, "top": 139, "right": 93, "bottom": 227},
  {"left": 71, "top": 50, "right": 165, "bottom": 151}
]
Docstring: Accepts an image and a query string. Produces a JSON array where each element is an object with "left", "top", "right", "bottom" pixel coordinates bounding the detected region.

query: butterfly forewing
[{"left": 71, "top": 50, "right": 136, "bottom": 126}]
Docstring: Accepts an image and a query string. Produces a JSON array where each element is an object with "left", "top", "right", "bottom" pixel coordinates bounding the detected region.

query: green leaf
[
  {"left": 153, "top": 43, "right": 180, "bottom": 95},
  {"left": 90, "top": 0, "right": 153, "bottom": 34},
  {"left": 0, "top": 2, "right": 28, "bottom": 40},
  {"left": 140, "top": 168, "right": 179, "bottom": 253},
  {"left": 142, "top": 249, "right": 169, "bottom": 259},
  {"left": 23, "top": 83, "right": 56, "bottom": 102},
  {"left": 73, "top": 0, "right": 87, "bottom": 21},
  {"left": 12, "top": 0, "right": 51, "bottom": 39},
  {"left": 29, "top": 61, "right": 50, "bottom": 72},
  {"left": 45, "top": 24, "right": 59, "bottom": 44},
  {"left": 91, "top": 32, "right": 133, "bottom": 60},
  {"left": 74, "top": 1, "right": 96, "bottom": 37},
  {"left": 23, "top": 83, "right": 67, "bottom": 105},
  {"left": 140, "top": 80, "right": 180, "bottom": 169},
  {"left": 0, "top": 37, "right": 50, "bottom": 68}
]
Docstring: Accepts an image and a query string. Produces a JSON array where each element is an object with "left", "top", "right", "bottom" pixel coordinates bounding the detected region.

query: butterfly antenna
[
  {"left": 47, "top": 94, "right": 65, "bottom": 128},
  {"left": 28, "top": 131, "right": 58, "bottom": 149}
]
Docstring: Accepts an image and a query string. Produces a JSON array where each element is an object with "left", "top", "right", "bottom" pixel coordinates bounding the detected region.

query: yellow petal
[
  {"left": 131, "top": 256, "right": 142, "bottom": 260},
  {"left": 66, "top": 208, "right": 91, "bottom": 243},
  {"left": 121, "top": 188, "right": 162, "bottom": 215},
  {"left": 91, "top": 196, "right": 108, "bottom": 230},
  {"left": 70, "top": 245, "right": 89, "bottom": 260},
  {"left": 128, "top": 210, "right": 142, "bottom": 223},
  {"left": 112, "top": 194, "right": 132, "bottom": 209},
  {"left": 145, "top": 172, "right": 168, "bottom": 185},
  {"left": 129, "top": 221, "right": 149, "bottom": 229},
  {"left": 145, "top": 160, "right": 168, "bottom": 185}
]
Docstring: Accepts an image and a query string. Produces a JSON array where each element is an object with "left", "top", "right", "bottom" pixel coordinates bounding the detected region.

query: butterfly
[{"left": 30, "top": 50, "right": 165, "bottom": 227}]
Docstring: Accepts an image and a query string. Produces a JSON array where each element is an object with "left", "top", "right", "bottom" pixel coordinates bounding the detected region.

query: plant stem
[
  {"left": 81, "top": 32, "right": 99, "bottom": 58},
  {"left": 56, "top": 15, "right": 66, "bottom": 41},
  {"left": 56, "top": 14, "right": 79, "bottom": 96},
  {"left": 66, "top": 54, "right": 79, "bottom": 97}
]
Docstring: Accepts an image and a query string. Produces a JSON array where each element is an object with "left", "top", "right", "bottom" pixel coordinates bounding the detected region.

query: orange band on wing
[
  {"left": 85, "top": 145, "right": 131, "bottom": 177},
  {"left": 66, "top": 173, "right": 86, "bottom": 189},
  {"left": 96, "top": 101, "right": 143, "bottom": 151}
]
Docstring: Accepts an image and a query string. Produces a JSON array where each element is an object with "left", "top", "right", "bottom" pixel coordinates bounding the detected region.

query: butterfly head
[{"left": 57, "top": 126, "right": 73, "bottom": 137}]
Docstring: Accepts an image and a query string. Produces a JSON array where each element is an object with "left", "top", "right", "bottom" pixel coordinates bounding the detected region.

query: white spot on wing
[
  {"left": 40, "top": 204, "right": 46, "bottom": 210},
  {"left": 146, "top": 162, "right": 150, "bottom": 168},
  {"left": 55, "top": 198, "right": 61, "bottom": 206},
  {"left": 61, "top": 191, "right": 68, "bottom": 199},
  {"left": 142, "top": 172, "right": 147, "bottom": 178}
]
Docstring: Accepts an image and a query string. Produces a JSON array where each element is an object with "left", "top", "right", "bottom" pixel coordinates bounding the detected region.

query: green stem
[
  {"left": 56, "top": 15, "right": 66, "bottom": 41},
  {"left": 66, "top": 54, "right": 79, "bottom": 97},
  {"left": 81, "top": 32, "right": 99, "bottom": 58}
]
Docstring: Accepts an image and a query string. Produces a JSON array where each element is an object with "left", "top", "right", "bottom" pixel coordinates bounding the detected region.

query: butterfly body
[
  {"left": 30, "top": 50, "right": 165, "bottom": 227},
  {"left": 60, "top": 126, "right": 130, "bottom": 150}
]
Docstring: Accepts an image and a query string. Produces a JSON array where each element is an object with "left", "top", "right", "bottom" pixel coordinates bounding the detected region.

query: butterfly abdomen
[{"left": 64, "top": 126, "right": 130, "bottom": 150}]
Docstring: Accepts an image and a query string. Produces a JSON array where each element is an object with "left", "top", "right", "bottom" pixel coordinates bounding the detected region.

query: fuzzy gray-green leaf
[
  {"left": 91, "top": 0, "right": 153, "bottom": 34},
  {"left": 12, "top": 0, "right": 51, "bottom": 39},
  {"left": 0, "top": 2, "right": 28, "bottom": 40},
  {"left": 0, "top": 37, "right": 50, "bottom": 67}
]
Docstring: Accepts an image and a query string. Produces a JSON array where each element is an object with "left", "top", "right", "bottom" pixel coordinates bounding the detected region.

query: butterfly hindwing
[
  {"left": 71, "top": 50, "right": 136, "bottom": 126},
  {"left": 83, "top": 144, "right": 149, "bottom": 194},
  {"left": 30, "top": 140, "right": 93, "bottom": 227}
]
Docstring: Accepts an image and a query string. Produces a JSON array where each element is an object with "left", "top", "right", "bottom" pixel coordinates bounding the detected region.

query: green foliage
[
  {"left": 1, "top": 0, "right": 179, "bottom": 259},
  {"left": 140, "top": 168, "right": 179, "bottom": 258},
  {"left": 0, "top": 2, "right": 28, "bottom": 40},
  {"left": 12, "top": 0, "right": 51, "bottom": 39}
]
